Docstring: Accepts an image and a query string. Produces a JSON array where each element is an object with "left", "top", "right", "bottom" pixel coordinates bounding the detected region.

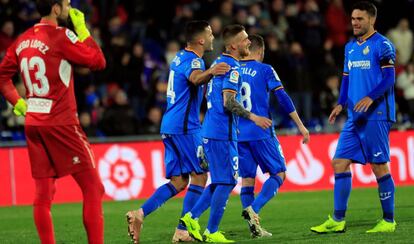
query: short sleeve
[
  {"left": 265, "top": 65, "right": 283, "bottom": 91},
  {"left": 185, "top": 57, "right": 205, "bottom": 79},
  {"left": 379, "top": 40, "right": 396, "bottom": 68},
  {"left": 222, "top": 68, "right": 240, "bottom": 92}
]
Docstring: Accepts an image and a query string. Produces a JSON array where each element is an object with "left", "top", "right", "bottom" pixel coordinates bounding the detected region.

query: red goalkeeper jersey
[{"left": 0, "top": 19, "right": 106, "bottom": 126}]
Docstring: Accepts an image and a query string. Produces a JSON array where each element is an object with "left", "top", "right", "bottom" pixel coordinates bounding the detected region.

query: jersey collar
[
  {"left": 240, "top": 59, "right": 255, "bottom": 62},
  {"left": 222, "top": 53, "right": 239, "bottom": 61},
  {"left": 185, "top": 48, "right": 202, "bottom": 58},
  {"left": 357, "top": 31, "right": 377, "bottom": 45},
  {"left": 36, "top": 18, "right": 58, "bottom": 27}
]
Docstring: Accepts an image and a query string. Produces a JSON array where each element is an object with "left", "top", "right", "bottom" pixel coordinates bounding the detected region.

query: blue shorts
[
  {"left": 334, "top": 120, "right": 392, "bottom": 164},
  {"left": 203, "top": 138, "right": 238, "bottom": 185},
  {"left": 238, "top": 137, "right": 286, "bottom": 178},
  {"left": 162, "top": 133, "right": 206, "bottom": 178}
]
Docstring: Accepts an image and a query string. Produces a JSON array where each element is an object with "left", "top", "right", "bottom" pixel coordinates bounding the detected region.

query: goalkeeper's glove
[
  {"left": 69, "top": 8, "right": 90, "bottom": 42},
  {"left": 13, "top": 98, "right": 27, "bottom": 116}
]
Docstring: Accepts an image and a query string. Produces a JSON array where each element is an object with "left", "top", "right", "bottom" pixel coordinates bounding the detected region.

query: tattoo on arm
[{"left": 224, "top": 92, "right": 251, "bottom": 119}]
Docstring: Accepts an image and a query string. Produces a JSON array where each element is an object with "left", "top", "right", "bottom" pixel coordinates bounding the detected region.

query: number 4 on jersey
[{"left": 167, "top": 70, "right": 176, "bottom": 104}]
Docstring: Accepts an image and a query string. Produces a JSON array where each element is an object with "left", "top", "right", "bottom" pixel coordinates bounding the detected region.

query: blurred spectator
[
  {"left": 218, "top": 0, "right": 234, "bottom": 27},
  {"left": 1, "top": 82, "right": 25, "bottom": 131},
  {"left": 125, "top": 42, "right": 147, "bottom": 119},
  {"left": 387, "top": 18, "right": 413, "bottom": 65},
  {"left": 320, "top": 74, "right": 340, "bottom": 117},
  {"left": 100, "top": 89, "right": 137, "bottom": 136},
  {"left": 2, "top": 0, "right": 414, "bottom": 137},
  {"left": 140, "top": 106, "right": 162, "bottom": 134},
  {"left": 79, "top": 111, "right": 98, "bottom": 137},
  {"left": 297, "top": 0, "right": 324, "bottom": 51},
  {"left": 0, "top": 20, "right": 14, "bottom": 56},
  {"left": 325, "top": 0, "right": 348, "bottom": 66},
  {"left": 263, "top": 34, "right": 289, "bottom": 82},
  {"left": 165, "top": 40, "right": 180, "bottom": 65},
  {"left": 397, "top": 62, "right": 414, "bottom": 123},
  {"left": 269, "top": 0, "right": 290, "bottom": 42},
  {"left": 285, "top": 42, "right": 312, "bottom": 123}
]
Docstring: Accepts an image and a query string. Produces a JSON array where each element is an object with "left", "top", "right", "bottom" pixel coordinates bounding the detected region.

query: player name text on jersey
[
  {"left": 240, "top": 67, "right": 257, "bottom": 77},
  {"left": 16, "top": 39, "right": 50, "bottom": 56}
]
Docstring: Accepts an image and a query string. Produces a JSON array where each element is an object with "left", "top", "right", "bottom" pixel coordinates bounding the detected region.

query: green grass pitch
[{"left": 1, "top": 186, "right": 413, "bottom": 243}]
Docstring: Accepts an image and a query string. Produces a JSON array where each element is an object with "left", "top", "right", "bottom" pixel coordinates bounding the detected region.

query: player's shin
[
  {"left": 240, "top": 186, "right": 255, "bottom": 209},
  {"left": 333, "top": 172, "right": 352, "bottom": 221},
  {"left": 177, "top": 184, "right": 205, "bottom": 230},
  {"left": 206, "top": 184, "right": 235, "bottom": 233},
  {"left": 377, "top": 174, "right": 395, "bottom": 222},
  {"left": 33, "top": 178, "right": 56, "bottom": 244},
  {"left": 141, "top": 182, "right": 178, "bottom": 216},
  {"left": 72, "top": 169, "right": 105, "bottom": 244},
  {"left": 190, "top": 184, "right": 215, "bottom": 219},
  {"left": 251, "top": 175, "right": 283, "bottom": 213}
]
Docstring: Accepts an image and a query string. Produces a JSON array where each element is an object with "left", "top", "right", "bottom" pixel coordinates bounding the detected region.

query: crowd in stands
[{"left": 1, "top": 0, "right": 414, "bottom": 141}]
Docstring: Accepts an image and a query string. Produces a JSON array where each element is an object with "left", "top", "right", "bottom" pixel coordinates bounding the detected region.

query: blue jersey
[
  {"left": 202, "top": 54, "right": 241, "bottom": 141},
  {"left": 238, "top": 60, "right": 282, "bottom": 141},
  {"left": 344, "top": 32, "right": 396, "bottom": 122},
  {"left": 160, "top": 49, "right": 205, "bottom": 134}
]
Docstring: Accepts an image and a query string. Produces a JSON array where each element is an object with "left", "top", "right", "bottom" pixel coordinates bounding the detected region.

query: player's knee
[
  {"left": 241, "top": 177, "right": 255, "bottom": 187},
  {"left": 34, "top": 179, "right": 56, "bottom": 205},
  {"left": 331, "top": 159, "right": 351, "bottom": 173},
  {"left": 190, "top": 173, "right": 207, "bottom": 186},
  {"left": 370, "top": 163, "right": 390, "bottom": 178},
  {"left": 170, "top": 176, "right": 189, "bottom": 192},
  {"left": 277, "top": 171, "right": 286, "bottom": 182}
]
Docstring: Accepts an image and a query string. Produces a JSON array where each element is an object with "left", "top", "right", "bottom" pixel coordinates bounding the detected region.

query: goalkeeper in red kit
[{"left": 0, "top": 0, "right": 106, "bottom": 243}]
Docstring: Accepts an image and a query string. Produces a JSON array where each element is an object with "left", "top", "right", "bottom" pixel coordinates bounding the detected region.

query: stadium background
[{"left": 1, "top": 0, "right": 414, "bottom": 139}]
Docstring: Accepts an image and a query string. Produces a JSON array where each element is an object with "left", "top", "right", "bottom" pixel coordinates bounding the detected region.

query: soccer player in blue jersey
[
  {"left": 180, "top": 25, "right": 273, "bottom": 243},
  {"left": 311, "top": 1, "right": 397, "bottom": 233},
  {"left": 238, "top": 34, "right": 310, "bottom": 238},
  {"left": 126, "top": 20, "right": 230, "bottom": 244}
]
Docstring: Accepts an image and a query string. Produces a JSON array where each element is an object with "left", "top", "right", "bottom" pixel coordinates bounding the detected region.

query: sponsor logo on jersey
[
  {"left": 229, "top": 70, "right": 239, "bottom": 83},
  {"left": 191, "top": 59, "right": 201, "bottom": 69},
  {"left": 65, "top": 29, "right": 78, "bottom": 44},
  {"left": 27, "top": 98, "right": 53, "bottom": 114},
  {"left": 348, "top": 60, "right": 371, "bottom": 70}
]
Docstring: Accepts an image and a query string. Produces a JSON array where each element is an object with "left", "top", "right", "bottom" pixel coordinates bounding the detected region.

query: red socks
[
  {"left": 33, "top": 169, "right": 104, "bottom": 244},
  {"left": 33, "top": 178, "right": 56, "bottom": 244},
  {"left": 72, "top": 169, "right": 105, "bottom": 244}
]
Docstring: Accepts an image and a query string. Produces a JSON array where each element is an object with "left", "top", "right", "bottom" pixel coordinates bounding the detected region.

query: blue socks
[
  {"left": 333, "top": 172, "right": 352, "bottom": 221},
  {"left": 190, "top": 184, "right": 215, "bottom": 219},
  {"left": 177, "top": 184, "right": 204, "bottom": 230},
  {"left": 252, "top": 175, "right": 283, "bottom": 214},
  {"left": 377, "top": 174, "right": 395, "bottom": 222},
  {"left": 207, "top": 184, "right": 234, "bottom": 233},
  {"left": 141, "top": 182, "right": 178, "bottom": 217},
  {"left": 240, "top": 186, "right": 255, "bottom": 209}
]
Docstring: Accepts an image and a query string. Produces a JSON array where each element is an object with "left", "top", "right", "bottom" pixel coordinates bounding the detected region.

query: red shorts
[{"left": 25, "top": 125, "right": 96, "bottom": 178}]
